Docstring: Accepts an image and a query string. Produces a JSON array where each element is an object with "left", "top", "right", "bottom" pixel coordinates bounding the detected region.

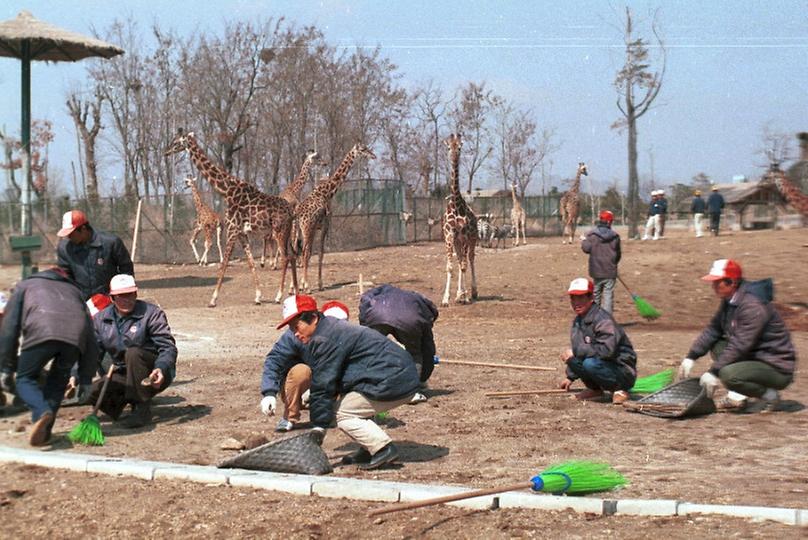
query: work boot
[
  {"left": 275, "top": 418, "right": 294, "bottom": 432},
  {"left": 123, "top": 400, "right": 152, "bottom": 428},
  {"left": 408, "top": 392, "right": 428, "bottom": 405},
  {"left": 359, "top": 443, "right": 399, "bottom": 470},
  {"left": 341, "top": 447, "right": 372, "bottom": 465},
  {"left": 29, "top": 411, "right": 55, "bottom": 446},
  {"left": 759, "top": 389, "right": 780, "bottom": 414},
  {"left": 715, "top": 396, "right": 746, "bottom": 412},
  {"left": 611, "top": 390, "right": 630, "bottom": 405},
  {"left": 575, "top": 388, "right": 604, "bottom": 401}
]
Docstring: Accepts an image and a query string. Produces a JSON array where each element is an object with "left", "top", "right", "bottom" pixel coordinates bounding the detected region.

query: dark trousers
[
  {"left": 368, "top": 323, "right": 435, "bottom": 383},
  {"left": 567, "top": 357, "right": 634, "bottom": 393},
  {"left": 718, "top": 361, "right": 792, "bottom": 398},
  {"left": 709, "top": 213, "right": 721, "bottom": 235},
  {"left": 89, "top": 347, "right": 168, "bottom": 419},
  {"left": 16, "top": 341, "right": 80, "bottom": 422}
]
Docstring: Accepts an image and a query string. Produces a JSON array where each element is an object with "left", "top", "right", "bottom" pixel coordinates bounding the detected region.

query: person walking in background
[
  {"left": 691, "top": 190, "right": 706, "bottom": 237},
  {"left": 0, "top": 267, "right": 98, "bottom": 446},
  {"left": 56, "top": 209, "right": 134, "bottom": 305},
  {"left": 642, "top": 191, "right": 662, "bottom": 240},
  {"left": 677, "top": 259, "right": 796, "bottom": 413},
  {"left": 656, "top": 190, "right": 668, "bottom": 238},
  {"left": 260, "top": 300, "right": 349, "bottom": 432},
  {"left": 581, "top": 210, "right": 621, "bottom": 313},
  {"left": 91, "top": 274, "right": 177, "bottom": 428},
  {"left": 707, "top": 186, "right": 725, "bottom": 236},
  {"left": 558, "top": 278, "right": 637, "bottom": 404},
  {"left": 359, "top": 284, "right": 439, "bottom": 403}
]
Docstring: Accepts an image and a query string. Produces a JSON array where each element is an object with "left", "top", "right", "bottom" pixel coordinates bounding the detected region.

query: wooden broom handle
[
  {"left": 91, "top": 364, "right": 116, "bottom": 416},
  {"left": 368, "top": 481, "right": 532, "bottom": 517},
  {"left": 485, "top": 389, "right": 569, "bottom": 397},
  {"left": 439, "top": 359, "right": 555, "bottom": 372}
]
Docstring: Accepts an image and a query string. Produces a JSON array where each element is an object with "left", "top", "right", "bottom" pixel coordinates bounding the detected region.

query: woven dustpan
[
  {"left": 624, "top": 378, "right": 716, "bottom": 418},
  {"left": 217, "top": 431, "right": 332, "bottom": 475}
]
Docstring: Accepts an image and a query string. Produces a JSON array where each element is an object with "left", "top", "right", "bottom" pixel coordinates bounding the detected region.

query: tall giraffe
[
  {"left": 184, "top": 175, "right": 223, "bottom": 266},
  {"left": 441, "top": 133, "right": 478, "bottom": 306},
  {"left": 295, "top": 142, "right": 376, "bottom": 292},
  {"left": 164, "top": 130, "right": 298, "bottom": 306},
  {"left": 261, "top": 150, "right": 323, "bottom": 270},
  {"left": 763, "top": 164, "right": 808, "bottom": 222},
  {"left": 510, "top": 182, "right": 527, "bottom": 246},
  {"left": 559, "top": 162, "right": 588, "bottom": 244}
]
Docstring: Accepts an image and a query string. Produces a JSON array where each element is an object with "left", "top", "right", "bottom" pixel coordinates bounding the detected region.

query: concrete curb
[{"left": 1, "top": 446, "right": 805, "bottom": 525}]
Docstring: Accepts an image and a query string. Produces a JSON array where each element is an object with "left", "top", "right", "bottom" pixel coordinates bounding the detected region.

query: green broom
[
  {"left": 629, "top": 368, "right": 675, "bottom": 395},
  {"left": 617, "top": 275, "right": 661, "bottom": 320},
  {"left": 368, "top": 460, "right": 626, "bottom": 516},
  {"left": 68, "top": 364, "right": 115, "bottom": 446}
]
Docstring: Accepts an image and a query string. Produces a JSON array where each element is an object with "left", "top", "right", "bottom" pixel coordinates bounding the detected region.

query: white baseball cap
[
  {"left": 277, "top": 294, "right": 318, "bottom": 329},
  {"left": 109, "top": 274, "right": 138, "bottom": 295},
  {"left": 321, "top": 300, "right": 349, "bottom": 320},
  {"left": 567, "top": 277, "right": 594, "bottom": 296}
]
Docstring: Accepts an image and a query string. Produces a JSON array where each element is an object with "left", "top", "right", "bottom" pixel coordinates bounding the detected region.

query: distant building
[{"left": 786, "top": 132, "right": 808, "bottom": 192}]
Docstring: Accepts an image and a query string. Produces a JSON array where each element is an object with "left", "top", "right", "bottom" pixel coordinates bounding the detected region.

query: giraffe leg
[
  {"left": 201, "top": 228, "right": 212, "bottom": 265},
  {"left": 299, "top": 221, "right": 318, "bottom": 294},
  {"left": 260, "top": 235, "right": 269, "bottom": 269},
  {"left": 240, "top": 235, "right": 262, "bottom": 305},
  {"left": 210, "top": 232, "right": 238, "bottom": 308},
  {"left": 215, "top": 224, "right": 224, "bottom": 265},
  {"left": 441, "top": 232, "right": 455, "bottom": 307},
  {"left": 190, "top": 227, "right": 202, "bottom": 264},
  {"left": 316, "top": 216, "right": 329, "bottom": 291},
  {"left": 455, "top": 239, "right": 468, "bottom": 304},
  {"left": 520, "top": 219, "right": 527, "bottom": 245},
  {"left": 275, "top": 220, "right": 299, "bottom": 303},
  {"left": 468, "top": 238, "right": 478, "bottom": 300}
]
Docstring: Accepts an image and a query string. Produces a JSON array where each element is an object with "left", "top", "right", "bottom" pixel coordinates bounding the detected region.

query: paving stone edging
[{"left": 1, "top": 445, "right": 805, "bottom": 526}]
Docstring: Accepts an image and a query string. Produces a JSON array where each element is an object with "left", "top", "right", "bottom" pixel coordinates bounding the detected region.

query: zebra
[
  {"left": 477, "top": 213, "right": 495, "bottom": 248},
  {"left": 492, "top": 223, "right": 514, "bottom": 249}
]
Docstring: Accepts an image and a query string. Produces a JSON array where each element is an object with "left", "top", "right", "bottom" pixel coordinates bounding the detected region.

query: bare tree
[
  {"left": 413, "top": 80, "right": 449, "bottom": 193},
  {"left": 67, "top": 87, "right": 104, "bottom": 203},
  {"left": 758, "top": 123, "right": 792, "bottom": 170},
  {"left": 449, "top": 81, "right": 498, "bottom": 194},
  {"left": 0, "top": 127, "right": 21, "bottom": 201},
  {"left": 612, "top": 6, "right": 666, "bottom": 238}
]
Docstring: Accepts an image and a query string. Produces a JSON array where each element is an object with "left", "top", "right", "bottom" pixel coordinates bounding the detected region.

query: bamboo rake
[
  {"left": 438, "top": 359, "right": 555, "bottom": 372},
  {"left": 485, "top": 389, "right": 569, "bottom": 397},
  {"left": 369, "top": 481, "right": 530, "bottom": 517}
]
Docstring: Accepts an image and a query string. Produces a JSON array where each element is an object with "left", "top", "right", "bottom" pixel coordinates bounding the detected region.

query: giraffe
[
  {"left": 164, "top": 130, "right": 298, "bottom": 307},
  {"left": 295, "top": 142, "right": 376, "bottom": 292},
  {"left": 762, "top": 163, "right": 808, "bottom": 222},
  {"left": 184, "top": 175, "right": 223, "bottom": 266},
  {"left": 510, "top": 182, "right": 527, "bottom": 246},
  {"left": 261, "top": 150, "right": 323, "bottom": 270},
  {"left": 441, "top": 133, "right": 478, "bottom": 306},
  {"left": 558, "top": 162, "right": 588, "bottom": 244}
]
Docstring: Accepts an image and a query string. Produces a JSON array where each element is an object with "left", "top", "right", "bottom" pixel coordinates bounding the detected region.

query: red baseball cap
[
  {"left": 57, "top": 210, "right": 88, "bottom": 237},
  {"left": 321, "top": 300, "right": 349, "bottom": 320},
  {"left": 277, "top": 295, "right": 318, "bottom": 329},
  {"left": 598, "top": 210, "right": 614, "bottom": 224},
  {"left": 567, "top": 277, "right": 594, "bottom": 296},
  {"left": 701, "top": 259, "right": 742, "bottom": 281}
]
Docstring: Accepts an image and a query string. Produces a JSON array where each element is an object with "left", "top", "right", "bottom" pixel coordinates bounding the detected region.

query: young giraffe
[
  {"left": 510, "top": 182, "right": 527, "bottom": 246},
  {"left": 164, "top": 130, "right": 298, "bottom": 307},
  {"left": 184, "top": 175, "right": 223, "bottom": 266},
  {"left": 295, "top": 142, "right": 376, "bottom": 292},
  {"left": 261, "top": 149, "right": 323, "bottom": 270},
  {"left": 441, "top": 133, "right": 478, "bottom": 306},
  {"left": 763, "top": 164, "right": 808, "bottom": 223},
  {"left": 559, "top": 162, "right": 588, "bottom": 244}
]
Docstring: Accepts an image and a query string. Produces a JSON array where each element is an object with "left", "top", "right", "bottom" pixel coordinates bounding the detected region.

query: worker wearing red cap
[
  {"left": 56, "top": 209, "right": 134, "bottom": 301},
  {"left": 260, "top": 299, "right": 350, "bottom": 432},
  {"left": 678, "top": 259, "right": 796, "bottom": 412},
  {"left": 559, "top": 278, "right": 637, "bottom": 404},
  {"left": 581, "top": 210, "right": 621, "bottom": 313}
]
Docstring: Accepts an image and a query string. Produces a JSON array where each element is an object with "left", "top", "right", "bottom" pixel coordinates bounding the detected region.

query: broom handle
[
  {"left": 368, "top": 481, "right": 532, "bottom": 517},
  {"left": 485, "top": 389, "right": 569, "bottom": 397},
  {"left": 91, "top": 364, "right": 116, "bottom": 416},
  {"left": 439, "top": 359, "right": 554, "bottom": 372},
  {"left": 616, "top": 275, "right": 635, "bottom": 297}
]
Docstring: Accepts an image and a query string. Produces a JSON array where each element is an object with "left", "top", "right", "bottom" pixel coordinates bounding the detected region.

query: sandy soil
[{"left": 1, "top": 227, "right": 807, "bottom": 537}]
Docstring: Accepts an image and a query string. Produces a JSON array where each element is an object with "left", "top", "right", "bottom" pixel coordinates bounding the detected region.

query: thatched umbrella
[{"left": 0, "top": 10, "right": 122, "bottom": 272}]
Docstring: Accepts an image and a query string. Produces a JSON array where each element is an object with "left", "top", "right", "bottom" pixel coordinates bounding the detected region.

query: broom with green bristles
[
  {"left": 68, "top": 364, "right": 115, "bottom": 446},
  {"left": 368, "top": 460, "right": 626, "bottom": 516},
  {"left": 630, "top": 368, "right": 675, "bottom": 394},
  {"left": 617, "top": 275, "right": 660, "bottom": 320}
]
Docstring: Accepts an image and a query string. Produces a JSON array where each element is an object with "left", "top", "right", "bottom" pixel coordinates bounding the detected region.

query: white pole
[{"left": 130, "top": 198, "right": 143, "bottom": 263}]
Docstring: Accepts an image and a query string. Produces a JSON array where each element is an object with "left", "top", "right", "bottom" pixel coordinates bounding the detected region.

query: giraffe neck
[
  {"left": 187, "top": 138, "right": 236, "bottom": 197},
  {"left": 570, "top": 171, "right": 582, "bottom": 195},
  {"left": 448, "top": 145, "right": 465, "bottom": 210},
  {"left": 189, "top": 183, "right": 205, "bottom": 212},
  {"left": 283, "top": 157, "right": 316, "bottom": 201},
  {"left": 317, "top": 149, "right": 358, "bottom": 201},
  {"left": 511, "top": 184, "right": 519, "bottom": 206}
]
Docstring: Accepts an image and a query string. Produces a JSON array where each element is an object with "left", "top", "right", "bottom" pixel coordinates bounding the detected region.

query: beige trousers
[
  {"left": 336, "top": 391, "right": 415, "bottom": 454},
  {"left": 280, "top": 364, "right": 311, "bottom": 423}
]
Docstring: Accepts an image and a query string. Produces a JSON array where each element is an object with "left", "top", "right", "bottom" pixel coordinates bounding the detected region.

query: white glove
[
  {"left": 678, "top": 358, "right": 695, "bottom": 380},
  {"left": 699, "top": 372, "right": 720, "bottom": 398},
  {"left": 310, "top": 427, "right": 326, "bottom": 445},
  {"left": 260, "top": 395, "right": 276, "bottom": 416}
]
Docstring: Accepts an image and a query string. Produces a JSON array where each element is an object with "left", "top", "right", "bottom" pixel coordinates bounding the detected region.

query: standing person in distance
[
  {"left": 581, "top": 210, "right": 621, "bottom": 314},
  {"left": 691, "top": 190, "right": 706, "bottom": 238},
  {"left": 656, "top": 190, "right": 668, "bottom": 238},
  {"left": 707, "top": 186, "right": 725, "bottom": 236}
]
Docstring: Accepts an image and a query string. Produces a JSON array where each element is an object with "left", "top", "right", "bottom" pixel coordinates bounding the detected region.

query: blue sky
[{"left": 1, "top": 1, "right": 806, "bottom": 195}]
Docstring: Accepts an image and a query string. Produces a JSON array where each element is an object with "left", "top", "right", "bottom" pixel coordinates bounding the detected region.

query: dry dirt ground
[{"left": 1, "top": 226, "right": 807, "bottom": 538}]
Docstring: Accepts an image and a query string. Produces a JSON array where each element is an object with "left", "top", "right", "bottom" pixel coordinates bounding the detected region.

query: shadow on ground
[{"left": 138, "top": 276, "right": 229, "bottom": 289}]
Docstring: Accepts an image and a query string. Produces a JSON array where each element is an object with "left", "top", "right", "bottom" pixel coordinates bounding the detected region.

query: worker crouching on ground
[
  {"left": 260, "top": 300, "right": 349, "bottom": 432},
  {"left": 559, "top": 278, "right": 638, "bottom": 404},
  {"left": 678, "top": 259, "right": 796, "bottom": 413},
  {"left": 277, "top": 295, "right": 419, "bottom": 470},
  {"left": 359, "top": 284, "right": 439, "bottom": 403},
  {"left": 0, "top": 267, "right": 98, "bottom": 445},
  {"left": 90, "top": 274, "right": 177, "bottom": 428}
]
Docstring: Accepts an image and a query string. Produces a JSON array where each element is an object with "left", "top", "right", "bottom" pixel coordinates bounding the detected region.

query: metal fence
[{"left": 0, "top": 179, "right": 566, "bottom": 266}]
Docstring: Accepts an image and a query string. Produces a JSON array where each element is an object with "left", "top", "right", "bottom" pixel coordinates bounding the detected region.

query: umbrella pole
[{"left": 18, "top": 47, "right": 35, "bottom": 279}]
